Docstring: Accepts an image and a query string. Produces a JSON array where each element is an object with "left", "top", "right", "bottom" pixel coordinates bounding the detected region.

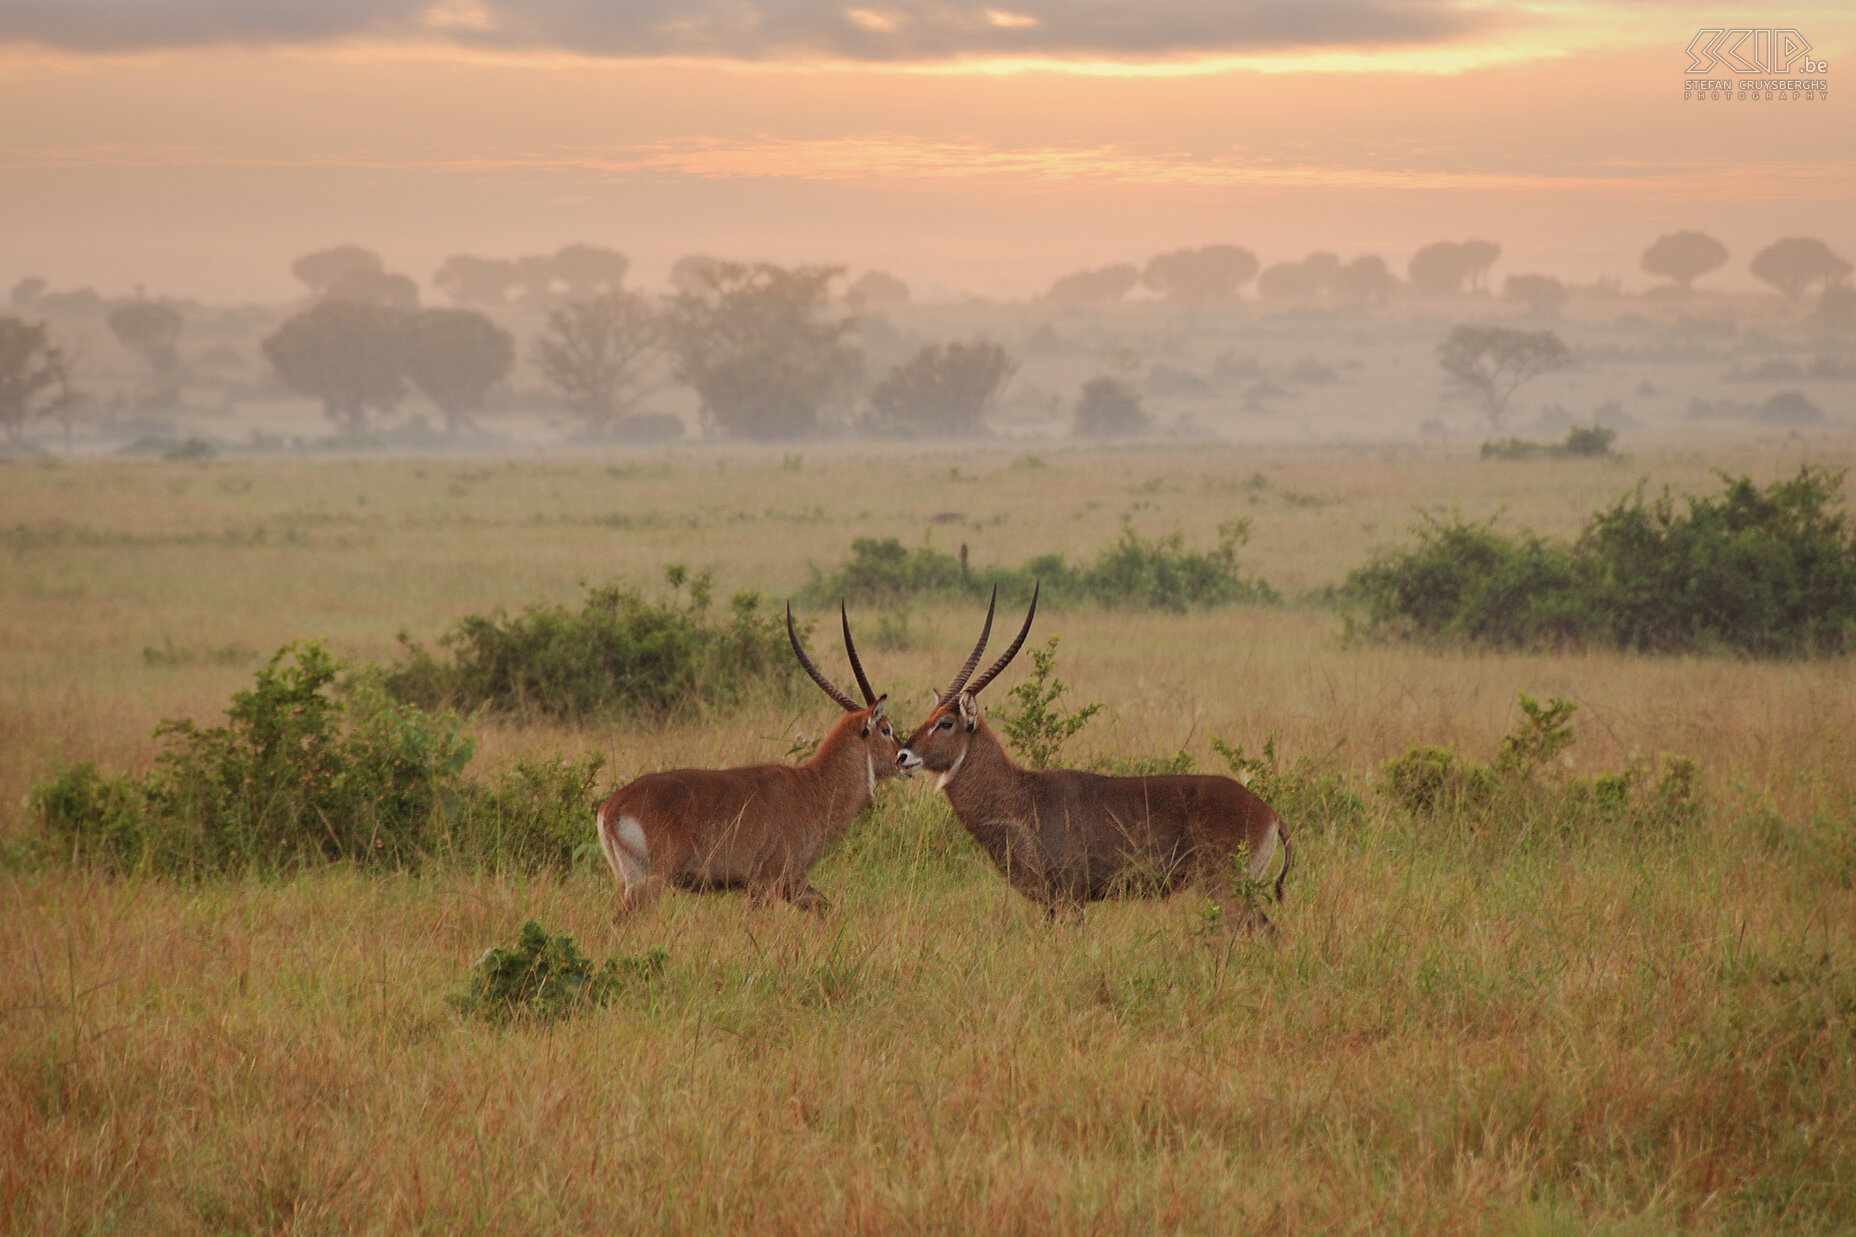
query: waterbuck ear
[
  {"left": 871, "top": 695, "right": 887, "bottom": 722},
  {"left": 957, "top": 691, "right": 979, "bottom": 732}
]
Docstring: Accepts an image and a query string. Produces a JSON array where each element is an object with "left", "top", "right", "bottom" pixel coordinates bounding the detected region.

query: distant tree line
[
  {"left": 3, "top": 228, "right": 1850, "bottom": 447},
  {"left": 1037, "top": 232, "right": 1850, "bottom": 307}
]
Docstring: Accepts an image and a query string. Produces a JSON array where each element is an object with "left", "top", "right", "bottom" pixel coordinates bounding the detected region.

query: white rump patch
[
  {"left": 600, "top": 812, "right": 650, "bottom": 891},
  {"left": 1246, "top": 823, "right": 1280, "bottom": 880}
]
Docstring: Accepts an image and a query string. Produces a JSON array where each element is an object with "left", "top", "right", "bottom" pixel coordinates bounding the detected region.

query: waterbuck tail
[{"left": 1273, "top": 822, "right": 1293, "bottom": 904}]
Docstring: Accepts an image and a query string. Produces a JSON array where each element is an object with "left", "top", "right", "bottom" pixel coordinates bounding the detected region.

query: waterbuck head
[
  {"left": 787, "top": 601, "right": 902, "bottom": 782},
  {"left": 896, "top": 584, "right": 1039, "bottom": 780}
]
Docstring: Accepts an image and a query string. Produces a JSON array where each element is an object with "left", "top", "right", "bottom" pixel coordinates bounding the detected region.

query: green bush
[
  {"left": 447, "top": 753, "right": 608, "bottom": 873},
  {"left": 1481, "top": 424, "right": 1617, "bottom": 460},
  {"left": 35, "top": 643, "right": 474, "bottom": 875},
  {"left": 800, "top": 521, "right": 1275, "bottom": 612},
  {"left": 1379, "top": 694, "right": 1703, "bottom": 840},
  {"left": 451, "top": 920, "right": 666, "bottom": 1023},
  {"left": 30, "top": 762, "right": 150, "bottom": 868},
  {"left": 32, "top": 644, "right": 612, "bottom": 877},
  {"left": 384, "top": 567, "right": 799, "bottom": 721},
  {"left": 1345, "top": 468, "right": 1856, "bottom": 655}
]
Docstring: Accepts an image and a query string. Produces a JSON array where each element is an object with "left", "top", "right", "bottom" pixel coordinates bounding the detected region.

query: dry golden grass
[{"left": 3, "top": 434, "right": 1855, "bottom": 1232}]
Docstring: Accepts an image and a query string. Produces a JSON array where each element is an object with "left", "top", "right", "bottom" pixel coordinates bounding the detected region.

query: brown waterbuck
[
  {"left": 595, "top": 603, "right": 901, "bottom": 916},
  {"left": 896, "top": 588, "right": 1292, "bottom": 929}
]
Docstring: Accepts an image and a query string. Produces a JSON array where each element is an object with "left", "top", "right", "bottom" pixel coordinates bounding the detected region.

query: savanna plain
[{"left": 4, "top": 434, "right": 1855, "bottom": 1234}]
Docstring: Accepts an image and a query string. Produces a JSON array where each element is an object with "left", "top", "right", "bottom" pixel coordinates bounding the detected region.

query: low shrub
[
  {"left": 1345, "top": 468, "right": 1856, "bottom": 655},
  {"left": 800, "top": 520, "right": 1276, "bottom": 612},
  {"left": 33, "top": 644, "right": 612, "bottom": 877},
  {"left": 383, "top": 566, "right": 800, "bottom": 721},
  {"left": 451, "top": 920, "right": 666, "bottom": 1023},
  {"left": 997, "top": 636, "right": 1104, "bottom": 770},
  {"left": 35, "top": 643, "right": 475, "bottom": 875},
  {"left": 1379, "top": 693, "right": 1704, "bottom": 840},
  {"left": 447, "top": 753, "right": 608, "bottom": 873},
  {"left": 1481, "top": 424, "right": 1617, "bottom": 460}
]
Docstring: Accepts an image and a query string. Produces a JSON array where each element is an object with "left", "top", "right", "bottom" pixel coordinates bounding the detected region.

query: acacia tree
[
  {"left": 0, "top": 316, "right": 70, "bottom": 444},
  {"left": 1334, "top": 254, "right": 1398, "bottom": 304},
  {"left": 550, "top": 244, "right": 629, "bottom": 299},
  {"left": 107, "top": 301, "right": 185, "bottom": 406},
  {"left": 845, "top": 270, "right": 910, "bottom": 312},
  {"left": 262, "top": 300, "right": 408, "bottom": 433},
  {"left": 866, "top": 341, "right": 1015, "bottom": 437},
  {"left": 1073, "top": 376, "right": 1149, "bottom": 437},
  {"left": 404, "top": 308, "right": 514, "bottom": 433},
  {"left": 1409, "top": 240, "right": 1502, "bottom": 296},
  {"left": 532, "top": 292, "right": 663, "bottom": 434},
  {"left": 434, "top": 255, "right": 519, "bottom": 305},
  {"left": 1503, "top": 274, "right": 1567, "bottom": 317},
  {"left": 662, "top": 263, "right": 858, "bottom": 440},
  {"left": 1258, "top": 252, "right": 1346, "bottom": 300},
  {"left": 1044, "top": 264, "right": 1139, "bottom": 305},
  {"left": 1641, "top": 231, "right": 1727, "bottom": 292},
  {"left": 290, "top": 246, "right": 382, "bottom": 296},
  {"left": 1141, "top": 245, "right": 1259, "bottom": 302},
  {"left": 1437, "top": 325, "right": 1571, "bottom": 430},
  {"left": 325, "top": 268, "right": 420, "bottom": 310},
  {"left": 1750, "top": 237, "right": 1852, "bottom": 301}
]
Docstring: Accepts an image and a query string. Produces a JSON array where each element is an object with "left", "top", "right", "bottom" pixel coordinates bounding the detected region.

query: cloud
[{"left": 1, "top": 1, "right": 1485, "bottom": 60}]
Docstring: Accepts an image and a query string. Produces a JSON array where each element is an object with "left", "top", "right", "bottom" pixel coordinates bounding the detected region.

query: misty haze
[{"left": 4, "top": 4, "right": 1855, "bottom": 1233}]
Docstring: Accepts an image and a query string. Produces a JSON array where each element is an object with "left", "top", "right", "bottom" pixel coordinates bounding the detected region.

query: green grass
[{"left": 3, "top": 437, "right": 1855, "bottom": 1231}]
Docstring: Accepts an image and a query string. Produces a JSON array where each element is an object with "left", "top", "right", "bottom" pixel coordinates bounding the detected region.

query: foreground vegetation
[{"left": 3, "top": 438, "right": 1854, "bottom": 1231}]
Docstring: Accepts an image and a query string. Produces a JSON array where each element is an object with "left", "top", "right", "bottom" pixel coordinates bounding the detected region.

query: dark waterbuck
[{"left": 896, "top": 588, "right": 1291, "bottom": 929}]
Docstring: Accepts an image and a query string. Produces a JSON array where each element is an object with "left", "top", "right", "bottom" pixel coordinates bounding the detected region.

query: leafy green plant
[
  {"left": 997, "top": 637, "right": 1103, "bottom": 770},
  {"left": 1345, "top": 468, "right": 1856, "bottom": 656},
  {"left": 451, "top": 921, "right": 666, "bottom": 1023},
  {"left": 447, "top": 753, "right": 607, "bottom": 873},
  {"left": 1560, "top": 423, "right": 1617, "bottom": 457},
  {"left": 1379, "top": 693, "right": 1704, "bottom": 839},
  {"left": 1495, "top": 693, "right": 1577, "bottom": 777},
  {"left": 799, "top": 520, "right": 1275, "bottom": 612},
  {"left": 1212, "top": 734, "right": 1368, "bottom": 833},
  {"left": 384, "top": 566, "right": 799, "bottom": 721},
  {"left": 36, "top": 643, "right": 475, "bottom": 875},
  {"left": 33, "top": 644, "right": 619, "bottom": 877},
  {"left": 1481, "top": 424, "right": 1617, "bottom": 461}
]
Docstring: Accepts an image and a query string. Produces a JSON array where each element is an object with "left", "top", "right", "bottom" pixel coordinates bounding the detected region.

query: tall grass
[{"left": 3, "top": 442, "right": 1855, "bottom": 1231}]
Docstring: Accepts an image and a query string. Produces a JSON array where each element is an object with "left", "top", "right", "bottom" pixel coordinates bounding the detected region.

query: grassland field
[{"left": 3, "top": 432, "right": 1855, "bottom": 1233}]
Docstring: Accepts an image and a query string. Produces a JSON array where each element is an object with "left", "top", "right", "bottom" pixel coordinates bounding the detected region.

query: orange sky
[{"left": 1, "top": 3, "right": 1850, "bottom": 301}]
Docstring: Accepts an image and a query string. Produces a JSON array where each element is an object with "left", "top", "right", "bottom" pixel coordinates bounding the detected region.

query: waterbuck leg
[
  {"left": 613, "top": 834, "right": 692, "bottom": 924},
  {"left": 748, "top": 874, "right": 833, "bottom": 914},
  {"left": 786, "top": 881, "right": 833, "bottom": 915},
  {"left": 1194, "top": 849, "right": 1277, "bottom": 937}
]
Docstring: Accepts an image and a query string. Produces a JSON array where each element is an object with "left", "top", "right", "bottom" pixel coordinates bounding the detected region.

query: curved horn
[
  {"left": 936, "top": 586, "right": 997, "bottom": 709},
  {"left": 964, "top": 582, "right": 1039, "bottom": 698},
  {"left": 840, "top": 600, "right": 877, "bottom": 706},
  {"left": 788, "top": 603, "right": 860, "bottom": 712}
]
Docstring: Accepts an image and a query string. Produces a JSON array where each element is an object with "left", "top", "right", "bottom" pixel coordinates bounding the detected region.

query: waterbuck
[
  {"left": 596, "top": 603, "right": 901, "bottom": 916},
  {"left": 896, "top": 588, "right": 1292, "bottom": 929}
]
